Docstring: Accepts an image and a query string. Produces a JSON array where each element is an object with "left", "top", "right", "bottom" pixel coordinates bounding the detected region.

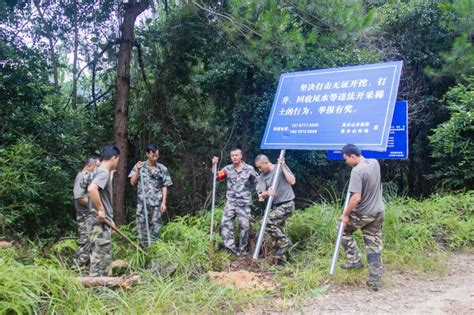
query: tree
[
  {"left": 113, "top": 0, "right": 151, "bottom": 224},
  {"left": 32, "top": 0, "right": 60, "bottom": 91},
  {"left": 0, "top": 1, "right": 113, "bottom": 236},
  {"left": 375, "top": 1, "right": 453, "bottom": 196},
  {"left": 426, "top": 0, "right": 474, "bottom": 84}
]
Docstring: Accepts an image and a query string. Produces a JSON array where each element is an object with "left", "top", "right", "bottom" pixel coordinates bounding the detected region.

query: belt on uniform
[{"left": 272, "top": 200, "right": 293, "bottom": 207}]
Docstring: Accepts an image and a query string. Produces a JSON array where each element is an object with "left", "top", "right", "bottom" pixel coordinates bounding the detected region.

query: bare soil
[
  {"left": 208, "top": 270, "right": 276, "bottom": 291},
  {"left": 210, "top": 252, "right": 473, "bottom": 314},
  {"left": 302, "top": 252, "right": 474, "bottom": 314}
]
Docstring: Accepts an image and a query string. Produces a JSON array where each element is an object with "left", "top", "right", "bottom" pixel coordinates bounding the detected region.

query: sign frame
[{"left": 260, "top": 61, "right": 403, "bottom": 151}]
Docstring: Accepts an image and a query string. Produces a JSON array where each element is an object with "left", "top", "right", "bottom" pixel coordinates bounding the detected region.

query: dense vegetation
[
  {"left": 0, "top": 1, "right": 473, "bottom": 312},
  {"left": 1, "top": 0, "right": 473, "bottom": 236},
  {"left": 1, "top": 192, "right": 473, "bottom": 313}
]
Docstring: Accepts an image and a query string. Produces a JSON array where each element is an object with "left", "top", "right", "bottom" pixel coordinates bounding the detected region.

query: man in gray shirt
[
  {"left": 255, "top": 154, "right": 296, "bottom": 260},
  {"left": 73, "top": 156, "right": 99, "bottom": 266},
  {"left": 340, "top": 144, "right": 385, "bottom": 291},
  {"left": 86, "top": 145, "right": 120, "bottom": 277}
]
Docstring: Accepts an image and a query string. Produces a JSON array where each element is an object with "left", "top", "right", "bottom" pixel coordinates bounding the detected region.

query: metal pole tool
[
  {"left": 91, "top": 209, "right": 146, "bottom": 255},
  {"left": 209, "top": 161, "right": 218, "bottom": 254},
  {"left": 253, "top": 149, "right": 286, "bottom": 260},
  {"left": 329, "top": 189, "right": 351, "bottom": 275},
  {"left": 140, "top": 167, "right": 152, "bottom": 247}
]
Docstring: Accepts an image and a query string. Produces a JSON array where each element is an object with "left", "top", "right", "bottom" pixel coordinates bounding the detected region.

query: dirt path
[{"left": 302, "top": 252, "right": 474, "bottom": 314}]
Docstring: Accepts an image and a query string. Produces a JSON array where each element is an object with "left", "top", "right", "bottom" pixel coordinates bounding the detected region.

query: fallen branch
[
  {"left": 76, "top": 275, "right": 141, "bottom": 289},
  {"left": 0, "top": 241, "right": 13, "bottom": 249}
]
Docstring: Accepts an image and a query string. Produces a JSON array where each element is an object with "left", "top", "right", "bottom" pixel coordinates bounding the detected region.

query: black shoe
[
  {"left": 366, "top": 280, "right": 380, "bottom": 292},
  {"left": 275, "top": 256, "right": 289, "bottom": 266},
  {"left": 222, "top": 247, "right": 237, "bottom": 255},
  {"left": 275, "top": 240, "right": 293, "bottom": 256},
  {"left": 340, "top": 260, "right": 363, "bottom": 270}
]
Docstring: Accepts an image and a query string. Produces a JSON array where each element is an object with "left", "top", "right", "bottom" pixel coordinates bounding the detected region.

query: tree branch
[
  {"left": 76, "top": 40, "right": 120, "bottom": 80},
  {"left": 133, "top": 41, "right": 151, "bottom": 92},
  {"left": 86, "top": 86, "right": 114, "bottom": 108}
]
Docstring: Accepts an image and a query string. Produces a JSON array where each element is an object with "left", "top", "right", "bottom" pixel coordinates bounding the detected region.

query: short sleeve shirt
[
  {"left": 73, "top": 171, "right": 88, "bottom": 212},
  {"left": 348, "top": 158, "right": 384, "bottom": 216},
  {"left": 256, "top": 165, "right": 295, "bottom": 204},
  {"left": 90, "top": 166, "right": 114, "bottom": 220},
  {"left": 128, "top": 161, "right": 173, "bottom": 206}
]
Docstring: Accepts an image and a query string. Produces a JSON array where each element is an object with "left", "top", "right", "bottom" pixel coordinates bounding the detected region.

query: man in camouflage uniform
[
  {"left": 340, "top": 144, "right": 385, "bottom": 291},
  {"left": 86, "top": 145, "right": 120, "bottom": 277},
  {"left": 73, "top": 155, "right": 99, "bottom": 266},
  {"left": 129, "top": 144, "right": 173, "bottom": 248},
  {"left": 255, "top": 154, "right": 296, "bottom": 261},
  {"left": 212, "top": 148, "right": 258, "bottom": 255}
]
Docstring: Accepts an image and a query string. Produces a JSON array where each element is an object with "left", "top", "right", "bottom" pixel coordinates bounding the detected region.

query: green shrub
[{"left": 429, "top": 76, "right": 474, "bottom": 190}]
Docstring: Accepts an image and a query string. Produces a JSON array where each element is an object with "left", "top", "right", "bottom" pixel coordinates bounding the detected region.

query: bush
[
  {"left": 0, "top": 140, "right": 44, "bottom": 237},
  {"left": 429, "top": 76, "right": 474, "bottom": 190}
]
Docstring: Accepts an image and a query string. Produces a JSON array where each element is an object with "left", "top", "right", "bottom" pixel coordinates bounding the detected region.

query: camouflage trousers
[
  {"left": 342, "top": 211, "right": 384, "bottom": 284},
  {"left": 85, "top": 216, "right": 112, "bottom": 277},
  {"left": 75, "top": 209, "right": 90, "bottom": 266},
  {"left": 221, "top": 203, "right": 251, "bottom": 252},
  {"left": 137, "top": 203, "right": 162, "bottom": 248},
  {"left": 266, "top": 200, "right": 294, "bottom": 251}
]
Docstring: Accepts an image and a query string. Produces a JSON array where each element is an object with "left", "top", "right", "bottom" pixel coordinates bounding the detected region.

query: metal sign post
[{"left": 329, "top": 189, "right": 351, "bottom": 275}]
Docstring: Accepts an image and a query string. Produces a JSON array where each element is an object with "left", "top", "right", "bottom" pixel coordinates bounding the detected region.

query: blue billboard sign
[
  {"left": 327, "top": 100, "right": 408, "bottom": 160},
  {"left": 260, "top": 61, "right": 403, "bottom": 150}
]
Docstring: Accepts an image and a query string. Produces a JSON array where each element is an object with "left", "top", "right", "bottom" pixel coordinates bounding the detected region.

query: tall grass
[
  {"left": 0, "top": 192, "right": 472, "bottom": 313},
  {"left": 0, "top": 254, "right": 109, "bottom": 314},
  {"left": 278, "top": 191, "right": 474, "bottom": 300}
]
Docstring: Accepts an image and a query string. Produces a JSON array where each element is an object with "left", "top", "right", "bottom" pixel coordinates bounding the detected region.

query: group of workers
[
  {"left": 73, "top": 143, "right": 385, "bottom": 291},
  {"left": 72, "top": 144, "right": 173, "bottom": 276}
]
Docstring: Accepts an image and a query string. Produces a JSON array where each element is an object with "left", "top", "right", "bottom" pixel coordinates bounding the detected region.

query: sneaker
[
  {"left": 275, "top": 240, "right": 293, "bottom": 256},
  {"left": 340, "top": 260, "right": 363, "bottom": 270},
  {"left": 366, "top": 280, "right": 380, "bottom": 292}
]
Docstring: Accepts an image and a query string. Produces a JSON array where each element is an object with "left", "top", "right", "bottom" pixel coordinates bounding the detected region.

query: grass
[{"left": 0, "top": 191, "right": 472, "bottom": 314}]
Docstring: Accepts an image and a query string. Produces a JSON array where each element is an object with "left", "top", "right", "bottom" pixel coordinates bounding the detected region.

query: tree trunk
[
  {"left": 91, "top": 61, "right": 97, "bottom": 111},
  {"left": 71, "top": 0, "right": 78, "bottom": 110},
  {"left": 113, "top": 1, "right": 149, "bottom": 225},
  {"left": 33, "top": 0, "right": 59, "bottom": 91},
  {"left": 241, "top": 110, "right": 249, "bottom": 158},
  {"left": 50, "top": 37, "right": 59, "bottom": 91}
]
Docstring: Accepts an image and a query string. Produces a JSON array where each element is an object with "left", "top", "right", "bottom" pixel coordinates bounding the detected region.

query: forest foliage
[{"left": 0, "top": 0, "right": 473, "bottom": 237}]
